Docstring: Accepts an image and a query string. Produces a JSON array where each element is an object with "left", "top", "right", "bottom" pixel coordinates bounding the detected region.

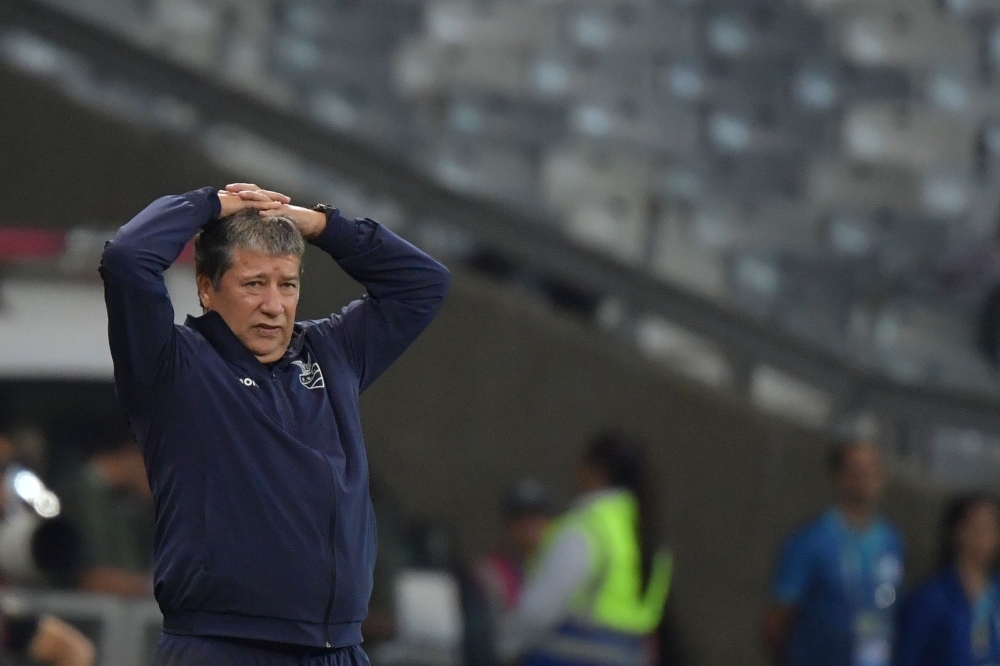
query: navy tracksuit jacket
[{"left": 100, "top": 188, "right": 450, "bottom": 649}]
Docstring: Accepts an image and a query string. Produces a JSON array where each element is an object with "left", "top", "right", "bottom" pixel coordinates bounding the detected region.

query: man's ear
[{"left": 196, "top": 273, "right": 213, "bottom": 311}]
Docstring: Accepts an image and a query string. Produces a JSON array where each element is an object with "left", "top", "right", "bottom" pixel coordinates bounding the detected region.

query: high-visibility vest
[{"left": 524, "top": 490, "right": 673, "bottom": 666}]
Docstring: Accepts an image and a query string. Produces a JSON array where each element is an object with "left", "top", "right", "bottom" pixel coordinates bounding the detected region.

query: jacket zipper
[
  {"left": 322, "top": 459, "right": 338, "bottom": 648},
  {"left": 274, "top": 369, "right": 336, "bottom": 648},
  {"left": 271, "top": 371, "right": 296, "bottom": 429}
]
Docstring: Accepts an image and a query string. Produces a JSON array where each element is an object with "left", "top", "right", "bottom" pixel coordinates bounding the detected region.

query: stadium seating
[{"left": 20, "top": 0, "right": 1000, "bottom": 397}]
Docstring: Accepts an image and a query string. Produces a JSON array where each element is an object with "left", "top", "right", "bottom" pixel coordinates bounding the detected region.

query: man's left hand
[{"left": 224, "top": 183, "right": 327, "bottom": 240}]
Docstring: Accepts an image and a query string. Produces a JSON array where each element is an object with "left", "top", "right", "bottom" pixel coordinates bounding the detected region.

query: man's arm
[
  {"left": 100, "top": 187, "right": 282, "bottom": 415},
  {"left": 496, "top": 528, "right": 592, "bottom": 661},
  {"left": 313, "top": 210, "right": 450, "bottom": 389},
  {"left": 763, "top": 532, "right": 811, "bottom": 664},
  {"left": 244, "top": 185, "right": 451, "bottom": 391},
  {"left": 100, "top": 188, "right": 220, "bottom": 415}
]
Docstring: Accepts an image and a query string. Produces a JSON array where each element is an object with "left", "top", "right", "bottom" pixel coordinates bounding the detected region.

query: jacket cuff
[
  {"left": 186, "top": 187, "right": 222, "bottom": 221},
  {"left": 310, "top": 208, "right": 360, "bottom": 259}
]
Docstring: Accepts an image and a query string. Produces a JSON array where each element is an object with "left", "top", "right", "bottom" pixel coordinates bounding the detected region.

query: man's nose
[{"left": 260, "top": 285, "right": 283, "bottom": 316}]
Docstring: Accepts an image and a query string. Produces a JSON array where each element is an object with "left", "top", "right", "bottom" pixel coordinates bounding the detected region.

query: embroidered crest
[{"left": 292, "top": 356, "right": 325, "bottom": 389}]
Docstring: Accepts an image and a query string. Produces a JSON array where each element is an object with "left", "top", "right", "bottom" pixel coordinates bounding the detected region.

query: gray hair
[{"left": 194, "top": 209, "right": 306, "bottom": 289}]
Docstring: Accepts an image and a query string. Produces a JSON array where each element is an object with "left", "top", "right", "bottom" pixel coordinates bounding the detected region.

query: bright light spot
[{"left": 13, "top": 471, "right": 42, "bottom": 503}]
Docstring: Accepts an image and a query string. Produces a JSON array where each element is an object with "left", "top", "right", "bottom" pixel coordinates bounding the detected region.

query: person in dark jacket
[
  {"left": 99, "top": 183, "right": 450, "bottom": 665},
  {"left": 893, "top": 495, "right": 1000, "bottom": 666}
]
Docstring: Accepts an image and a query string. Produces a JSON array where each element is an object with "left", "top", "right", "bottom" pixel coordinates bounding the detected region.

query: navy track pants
[{"left": 152, "top": 633, "right": 371, "bottom": 666}]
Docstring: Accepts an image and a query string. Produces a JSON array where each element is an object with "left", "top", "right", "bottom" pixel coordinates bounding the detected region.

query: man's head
[
  {"left": 502, "top": 479, "right": 552, "bottom": 560},
  {"left": 827, "top": 438, "right": 886, "bottom": 515},
  {"left": 195, "top": 210, "right": 306, "bottom": 364}
]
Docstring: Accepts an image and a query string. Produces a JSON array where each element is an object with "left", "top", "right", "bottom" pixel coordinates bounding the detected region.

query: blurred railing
[
  {"left": 2, "top": 0, "right": 1000, "bottom": 487},
  {"left": 0, "top": 589, "right": 162, "bottom": 666}
]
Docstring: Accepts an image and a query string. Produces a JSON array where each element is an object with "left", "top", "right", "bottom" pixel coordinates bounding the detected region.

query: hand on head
[
  {"left": 220, "top": 184, "right": 327, "bottom": 239},
  {"left": 217, "top": 183, "right": 288, "bottom": 217}
]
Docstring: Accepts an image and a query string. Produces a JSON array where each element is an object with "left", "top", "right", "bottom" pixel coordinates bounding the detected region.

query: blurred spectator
[
  {"left": 1, "top": 613, "right": 94, "bottom": 666},
  {"left": 497, "top": 433, "right": 672, "bottom": 666},
  {"left": 893, "top": 494, "right": 1000, "bottom": 666},
  {"left": 472, "top": 479, "right": 553, "bottom": 666},
  {"left": 764, "top": 439, "right": 903, "bottom": 666},
  {"left": 475, "top": 479, "right": 553, "bottom": 620},
  {"left": 49, "top": 416, "right": 153, "bottom": 597},
  {"left": 0, "top": 413, "right": 80, "bottom": 587},
  {"left": 412, "top": 521, "right": 494, "bottom": 666}
]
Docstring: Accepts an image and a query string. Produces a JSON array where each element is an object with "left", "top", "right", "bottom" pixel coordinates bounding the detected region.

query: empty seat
[
  {"left": 423, "top": 95, "right": 567, "bottom": 148},
  {"left": 837, "top": 4, "right": 975, "bottom": 71},
  {"left": 843, "top": 103, "right": 976, "bottom": 170},
  {"left": 804, "top": 0, "right": 924, "bottom": 14},
  {"left": 808, "top": 158, "right": 921, "bottom": 212},
  {"left": 541, "top": 144, "right": 654, "bottom": 212},
  {"left": 425, "top": 0, "right": 560, "bottom": 48},
  {"left": 530, "top": 48, "right": 659, "bottom": 102},
  {"left": 422, "top": 139, "right": 539, "bottom": 207},
  {"left": 562, "top": 191, "right": 652, "bottom": 265},
  {"left": 563, "top": 3, "right": 698, "bottom": 54},
  {"left": 393, "top": 38, "right": 530, "bottom": 98},
  {"left": 568, "top": 97, "right": 701, "bottom": 156},
  {"left": 703, "top": 5, "right": 825, "bottom": 61},
  {"left": 647, "top": 199, "right": 730, "bottom": 299}
]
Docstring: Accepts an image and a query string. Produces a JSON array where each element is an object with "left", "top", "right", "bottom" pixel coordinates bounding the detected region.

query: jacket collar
[{"left": 185, "top": 311, "right": 304, "bottom": 374}]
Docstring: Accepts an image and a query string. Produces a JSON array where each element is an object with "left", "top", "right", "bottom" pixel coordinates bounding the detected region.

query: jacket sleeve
[
  {"left": 770, "top": 531, "right": 811, "bottom": 606},
  {"left": 100, "top": 187, "right": 220, "bottom": 416},
  {"left": 309, "top": 210, "right": 451, "bottom": 392}
]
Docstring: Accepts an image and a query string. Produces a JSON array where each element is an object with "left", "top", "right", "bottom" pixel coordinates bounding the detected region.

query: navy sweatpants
[{"left": 152, "top": 634, "right": 371, "bottom": 666}]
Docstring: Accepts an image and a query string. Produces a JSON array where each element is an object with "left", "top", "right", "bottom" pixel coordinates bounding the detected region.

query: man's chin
[{"left": 243, "top": 338, "right": 289, "bottom": 363}]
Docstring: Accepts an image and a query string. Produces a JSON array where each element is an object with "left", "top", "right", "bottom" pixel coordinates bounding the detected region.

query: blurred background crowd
[{"left": 5, "top": 0, "right": 1000, "bottom": 664}]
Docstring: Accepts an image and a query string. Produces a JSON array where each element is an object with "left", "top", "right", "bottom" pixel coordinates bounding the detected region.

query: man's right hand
[{"left": 217, "top": 185, "right": 289, "bottom": 218}]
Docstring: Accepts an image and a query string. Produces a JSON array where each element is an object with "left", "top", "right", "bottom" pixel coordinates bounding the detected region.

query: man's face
[
  {"left": 834, "top": 443, "right": 886, "bottom": 510},
  {"left": 199, "top": 248, "right": 300, "bottom": 364}
]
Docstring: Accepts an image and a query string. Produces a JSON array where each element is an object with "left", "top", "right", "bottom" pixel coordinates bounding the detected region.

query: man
[
  {"left": 498, "top": 434, "right": 672, "bottom": 666},
  {"left": 475, "top": 479, "right": 553, "bottom": 620},
  {"left": 472, "top": 479, "right": 552, "bottom": 664},
  {"left": 764, "top": 439, "right": 904, "bottom": 666},
  {"left": 100, "top": 184, "right": 450, "bottom": 665}
]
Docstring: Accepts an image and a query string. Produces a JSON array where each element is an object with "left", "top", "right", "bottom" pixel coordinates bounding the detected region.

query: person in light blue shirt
[
  {"left": 765, "top": 439, "right": 904, "bottom": 666},
  {"left": 893, "top": 494, "right": 1000, "bottom": 666}
]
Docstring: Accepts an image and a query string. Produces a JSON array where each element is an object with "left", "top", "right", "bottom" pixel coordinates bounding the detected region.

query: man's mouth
[{"left": 254, "top": 324, "right": 283, "bottom": 338}]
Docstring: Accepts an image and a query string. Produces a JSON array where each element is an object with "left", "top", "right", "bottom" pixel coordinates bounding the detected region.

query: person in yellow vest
[{"left": 496, "top": 433, "right": 673, "bottom": 666}]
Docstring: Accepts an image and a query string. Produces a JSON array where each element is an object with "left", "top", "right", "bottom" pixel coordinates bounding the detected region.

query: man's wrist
[
  {"left": 303, "top": 205, "right": 330, "bottom": 239},
  {"left": 309, "top": 205, "right": 358, "bottom": 258}
]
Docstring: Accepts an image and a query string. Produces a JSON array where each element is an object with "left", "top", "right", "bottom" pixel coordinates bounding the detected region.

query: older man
[{"left": 100, "top": 184, "right": 450, "bottom": 665}]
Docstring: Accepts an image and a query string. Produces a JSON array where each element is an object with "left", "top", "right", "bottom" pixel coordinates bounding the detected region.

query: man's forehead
[{"left": 229, "top": 248, "right": 301, "bottom": 276}]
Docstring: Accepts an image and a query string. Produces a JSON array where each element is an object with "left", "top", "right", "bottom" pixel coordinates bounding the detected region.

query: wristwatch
[{"left": 312, "top": 203, "right": 337, "bottom": 217}]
